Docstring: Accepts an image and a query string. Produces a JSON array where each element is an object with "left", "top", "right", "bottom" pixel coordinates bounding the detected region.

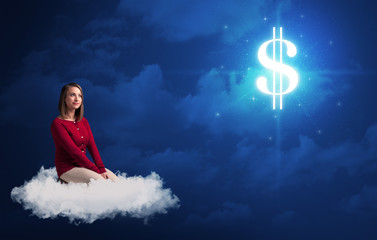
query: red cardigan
[{"left": 51, "top": 117, "right": 106, "bottom": 178}]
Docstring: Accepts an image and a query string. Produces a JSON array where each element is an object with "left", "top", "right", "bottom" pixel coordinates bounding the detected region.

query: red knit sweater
[{"left": 51, "top": 117, "right": 106, "bottom": 178}]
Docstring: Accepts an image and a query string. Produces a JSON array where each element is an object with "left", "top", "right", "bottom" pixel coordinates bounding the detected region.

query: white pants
[{"left": 60, "top": 167, "right": 118, "bottom": 183}]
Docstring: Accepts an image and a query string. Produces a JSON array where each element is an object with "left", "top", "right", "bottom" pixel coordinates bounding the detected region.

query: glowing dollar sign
[{"left": 257, "top": 27, "right": 298, "bottom": 110}]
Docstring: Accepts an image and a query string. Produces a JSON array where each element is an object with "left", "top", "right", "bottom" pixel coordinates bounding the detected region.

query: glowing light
[{"left": 256, "top": 27, "right": 299, "bottom": 110}]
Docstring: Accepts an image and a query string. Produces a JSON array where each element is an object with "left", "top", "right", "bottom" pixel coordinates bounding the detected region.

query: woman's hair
[{"left": 58, "top": 82, "right": 84, "bottom": 122}]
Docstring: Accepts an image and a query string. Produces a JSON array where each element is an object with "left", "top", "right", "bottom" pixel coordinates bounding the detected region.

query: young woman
[{"left": 51, "top": 82, "right": 118, "bottom": 183}]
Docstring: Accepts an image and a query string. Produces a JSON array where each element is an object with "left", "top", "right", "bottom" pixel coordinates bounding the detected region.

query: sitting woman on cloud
[
  {"left": 51, "top": 82, "right": 118, "bottom": 184},
  {"left": 11, "top": 82, "right": 179, "bottom": 224}
]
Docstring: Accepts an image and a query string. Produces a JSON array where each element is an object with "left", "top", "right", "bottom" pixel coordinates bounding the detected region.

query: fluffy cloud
[{"left": 10, "top": 167, "right": 179, "bottom": 224}]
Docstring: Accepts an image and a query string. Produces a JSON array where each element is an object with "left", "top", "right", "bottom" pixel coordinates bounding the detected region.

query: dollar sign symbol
[{"left": 257, "top": 27, "right": 298, "bottom": 110}]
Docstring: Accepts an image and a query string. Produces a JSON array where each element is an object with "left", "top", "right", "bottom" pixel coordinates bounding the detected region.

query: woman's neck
[{"left": 62, "top": 110, "right": 76, "bottom": 121}]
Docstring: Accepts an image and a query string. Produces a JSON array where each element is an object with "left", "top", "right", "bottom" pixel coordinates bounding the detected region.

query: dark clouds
[
  {"left": 230, "top": 123, "right": 377, "bottom": 191},
  {"left": 177, "top": 67, "right": 343, "bottom": 136},
  {"left": 186, "top": 201, "right": 253, "bottom": 226},
  {"left": 342, "top": 185, "right": 377, "bottom": 216},
  {"left": 118, "top": 0, "right": 271, "bottom": 42}
]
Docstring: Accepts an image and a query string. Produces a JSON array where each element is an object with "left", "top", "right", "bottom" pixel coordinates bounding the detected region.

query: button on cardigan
[{"left": 51, "top": 117, "right": 106, "bottom": 178}]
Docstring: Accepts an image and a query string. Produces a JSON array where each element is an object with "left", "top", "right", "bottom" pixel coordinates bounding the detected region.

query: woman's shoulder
[
  {"left": 81, "top": 116, "right": 88, "bottom": 123},
  {"left": 51, "top": 116, "right": 66, "bottom": 130},
  {"left": 53, "top": 116, "right": 63, "bottom": 123},
  {"left": 79, "top": 117, "right": 90, "bottom": 127}
]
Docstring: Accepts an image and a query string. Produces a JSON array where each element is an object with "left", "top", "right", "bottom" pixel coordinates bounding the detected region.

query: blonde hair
[{"left": 58, "top": 82, "right": 84, "bottom": 122}]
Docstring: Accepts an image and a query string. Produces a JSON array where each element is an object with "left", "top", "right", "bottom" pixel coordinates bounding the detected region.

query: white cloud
[{"left": 10, "top": 167, "right": 179, "bottom": 225}]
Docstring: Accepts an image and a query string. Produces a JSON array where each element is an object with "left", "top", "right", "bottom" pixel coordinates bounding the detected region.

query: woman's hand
[{"left": 101, "top": 171, "right": 109, "bottom": 179}]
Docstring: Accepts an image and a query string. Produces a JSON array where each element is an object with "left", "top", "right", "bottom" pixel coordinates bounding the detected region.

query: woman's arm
[
  {"left": 83, "top": 118, "right": 106, "bottom": 174},
  {"left": 51, "top": 121, "right": 101, "bottom": 173}
]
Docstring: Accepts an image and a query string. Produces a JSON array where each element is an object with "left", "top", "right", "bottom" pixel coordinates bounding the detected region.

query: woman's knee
[
  {"left": 105, "top": 168, "right": 119, "bottom": 182},
  {"left": 60, "top": 167, "right": 104, "bottom": 183}
]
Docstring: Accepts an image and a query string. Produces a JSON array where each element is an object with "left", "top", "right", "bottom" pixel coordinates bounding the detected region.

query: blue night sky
[{"left": 2, "top": 0, "right": 377, "bottom": 239}]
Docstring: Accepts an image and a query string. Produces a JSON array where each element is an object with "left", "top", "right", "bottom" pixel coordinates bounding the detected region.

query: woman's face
[{"left": 65, "top": 87, "right": 82, "bottom": 111}]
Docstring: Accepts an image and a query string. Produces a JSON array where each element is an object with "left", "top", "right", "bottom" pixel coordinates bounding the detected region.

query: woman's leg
[
  {"left": 104, "top": 168, "right": 119, "bottom": 182},
  {"left": 60, "top": 167, "right": 105, "bottom": 184}
]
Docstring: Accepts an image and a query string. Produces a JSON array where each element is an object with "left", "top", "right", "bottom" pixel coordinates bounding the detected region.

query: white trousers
[{"left": 60, "top": 167, "right": 118, "bottom": 183}]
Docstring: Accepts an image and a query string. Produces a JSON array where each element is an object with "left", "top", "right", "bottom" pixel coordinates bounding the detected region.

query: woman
[{"left": 51, "top": 82, "right": 118, "bottom": 183}]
